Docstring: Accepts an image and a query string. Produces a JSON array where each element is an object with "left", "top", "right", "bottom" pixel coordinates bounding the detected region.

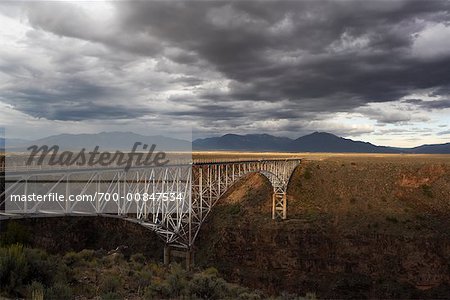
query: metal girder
[{"left": 0, "top": 159, "right": 301, "bottom": 248}]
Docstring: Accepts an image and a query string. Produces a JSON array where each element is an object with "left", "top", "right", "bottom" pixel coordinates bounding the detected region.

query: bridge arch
[{"left": 188, "top": 159, "right": 301, "bottom": 246}]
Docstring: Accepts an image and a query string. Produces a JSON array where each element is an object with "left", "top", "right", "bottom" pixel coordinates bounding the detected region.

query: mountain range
[
  {"left": 193, "top": 132, "right": 450, "bottom": 154},
  {"left": 1, "top": 132, "right": 191, "bottom": 152},
  {"left": 1, "top": 131, "right": 449, "bottom": 154}
]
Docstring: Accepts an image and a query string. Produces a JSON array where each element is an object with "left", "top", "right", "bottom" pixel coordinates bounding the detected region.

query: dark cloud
[
  {"left": 170, "top": 76, "right": 204, "bottom": 86},
  {"left": 358, "top": 107, "right": 412, "bottom": 124},
  {"left": 111, "top": 0, "right": 450, "bottom": 112},
  {"left": 0, "top": 78, "right": 151, "bottom": 121},
  {"left": 404, "top": 99, "right": 450, "bottom": 109},
  {"left": 1, "top": 0, "right": 450, "bottom": 137},
  {"left": 25, "top": 2, "right": 163, "bottom": 57},
  {"left": 429, "top": 86, "right": 450, "bottom": 97}
]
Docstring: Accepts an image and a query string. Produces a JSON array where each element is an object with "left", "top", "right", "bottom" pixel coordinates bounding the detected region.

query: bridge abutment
[{"left": 164, "top": 245, "right": 194, "bottom": 270}]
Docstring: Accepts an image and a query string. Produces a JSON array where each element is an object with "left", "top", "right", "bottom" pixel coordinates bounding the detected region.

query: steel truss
[{"left": 0, "top": 159, "right": 301, "bottom": 249}]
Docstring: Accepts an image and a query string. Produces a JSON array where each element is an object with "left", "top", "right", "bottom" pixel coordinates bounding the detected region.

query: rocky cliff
[{"left": 195, "top": 157, "right": 450, "bottom": 298}]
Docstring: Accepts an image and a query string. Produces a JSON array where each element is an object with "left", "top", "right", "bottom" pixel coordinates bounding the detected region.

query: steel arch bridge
[{"left": 0, "top": 159, "right": 301, "bottom": 255}]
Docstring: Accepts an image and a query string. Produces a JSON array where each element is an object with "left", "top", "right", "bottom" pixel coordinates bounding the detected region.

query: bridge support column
[
  {"left": 163, "top": 245, "right": 194, "bottom": 270},
  {"left": 272, "top": 192, "right": 287, "bottom": 220},
  {"left": 163, "top": 245, "right": 171, "bottom": 265}
]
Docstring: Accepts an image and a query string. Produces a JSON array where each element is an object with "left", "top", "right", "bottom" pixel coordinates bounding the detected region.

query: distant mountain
[
  {"left": 4, "top": 131, "right": 449, "bottom": 154},
  {"left": 410, "top": 143, "right": 450, "bottom": 154},
  {"left": 6, "top": 132, "right": 191, "bottom": 151},
  {"left": 193, "top": 132, "right": 450, "bottom": 154},
  {"left": 288, "top": 132, "right": 401, "bottom": 153},
  {"left": 3, "top": 138, "right": 30, "bottom": 146},
  {"left": 1, "top": 137, "right": 31, "bottom": 152}
]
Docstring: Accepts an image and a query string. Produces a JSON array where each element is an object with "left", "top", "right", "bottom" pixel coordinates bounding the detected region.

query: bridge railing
[{"left": 192, "top": 157, "right": 301, "bottom": 165}]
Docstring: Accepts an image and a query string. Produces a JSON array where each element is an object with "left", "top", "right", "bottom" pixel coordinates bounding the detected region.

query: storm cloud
[
  {"left": 113, "top": 1, "right": 450, "bottom": 108},
  {"left": 0, "top": 1, "right": 449, "bottom": 144}
]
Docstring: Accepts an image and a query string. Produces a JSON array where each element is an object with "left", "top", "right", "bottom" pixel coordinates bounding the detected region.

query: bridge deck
[{"left": 1, "top": 158, "right": 302, "bottom": 176}]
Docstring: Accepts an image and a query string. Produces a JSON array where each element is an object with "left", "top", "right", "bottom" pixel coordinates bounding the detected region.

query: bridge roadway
[{"left": 0, "top": 158, "right": 302, "bottom": 266}]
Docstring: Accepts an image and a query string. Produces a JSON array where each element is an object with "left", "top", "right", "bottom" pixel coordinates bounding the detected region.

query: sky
[{"left": 0, "top": 0, "right": 449, "bottom": 147}]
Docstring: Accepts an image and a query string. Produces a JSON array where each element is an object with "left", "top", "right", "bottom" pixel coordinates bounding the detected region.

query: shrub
[
  {"left": 0, "top": 244, "right": 74, "bottom": 297},
  {"left": 238, "top": 291, "right": 262, "bottom": 299},
  {"left": 303, "top": 292, "right": 317, "bottom": 300},
  {"left": 78, "top": 249, "right": 96, "bottom": 261},
  {"left": 27, "top": 281, "right": 44, "bottom": 300},
  {"left": 188, "top": 269, "right": 229, "bottom": 299},
  {"left": 0, "top": 243, "right": 28, "bottom": 294},
  {"left": 203, "top": 267, "right": 219, "bottom": 276},
  {"left": 128, "top": 269, "right": 152, "bottom": 293},
  {"left": 225, "top": 283, "right": 263, "bottom": 299},
  {"left": 166, "top": 263, "right": 188, "bottom": 297},
  {"left": 421, "top": 184, "right": 433, "bottom": 198},
  {"left": 130, "top": 253, "right": 146, "bottom": 264},
  {"left": 63, "top": 251, "right": 80, "bottom": 266},
  {"left": 144, "top": 278, "right": 170, "bottom": 299},
  {"left": 225, "top": 203, "right": 242, "bottom": 215},
  {"left": 101, "top": 292, "right": 123, "bottom": 300},
  {"left": 303, "top": 168, "right": 312, "bottom": 180},
  {"left": 64, "top": 249, "right": 97, "bottom": 268},
  {"left": 0, "top": 222, "right": 31, "bottom": 246},
  {"left": 45, "top": 282, "right": 73, "bottom": 300},
  {"left": 100, "top": 274, "right": 122, "bottom": 295},
  {"left": 24, "top": 247, "right": 69, "bottom": 286}
]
